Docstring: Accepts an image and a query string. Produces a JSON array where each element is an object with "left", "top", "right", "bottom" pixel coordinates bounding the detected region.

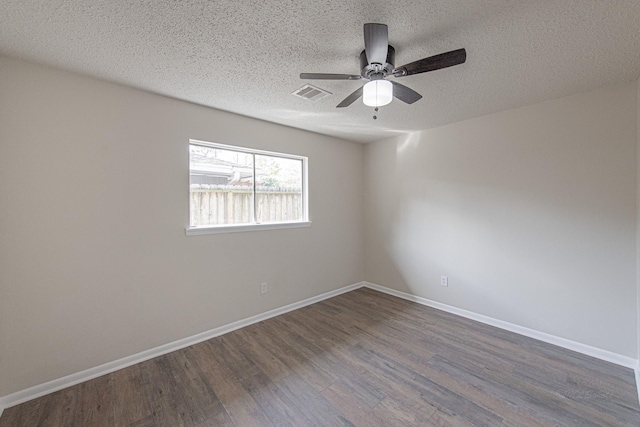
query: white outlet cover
[{"left": 440, "top": 276, "right": 448, "bottom": 287}]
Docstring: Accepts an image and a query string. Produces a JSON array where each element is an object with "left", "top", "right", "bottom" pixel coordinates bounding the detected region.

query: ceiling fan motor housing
[{"left": 360, "top": 46, "right": 395, "bottom": 79}]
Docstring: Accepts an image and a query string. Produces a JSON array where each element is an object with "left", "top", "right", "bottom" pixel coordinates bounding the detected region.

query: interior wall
[
  {"left": 364, "top": 82, "right": 638, "bottom": 357},
  {"left": 637, "top": 77, "right": 640, "bottom": 366},
  {"left": 0, "top": 55, "right": 365, "bottom": 397}
]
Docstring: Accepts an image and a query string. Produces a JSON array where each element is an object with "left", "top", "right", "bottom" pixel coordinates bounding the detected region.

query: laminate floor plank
[
  {"left": 71, "top": 373, "right": 115, "bottom": 427},
  {"left": 164, "top": 350, "right": 227, "bottom": 424},
  {"left": 224, "top": 327, "right": 292, "bottom": 382},
  {"left": 206, "top": 335, "right": 309, "bottom": 426},
  {"left": 2, "top": 288, "right": 639, "bottom": 426},
  {"left": 0, "top": 398, "right": 43, "bottom": 427},
  {"left": 371, "top": 396, "right": 437, "bottom": 427},
  {"left": 112, "top": 364, "right": 152, "bottom": 426},
  {"left": 275, "top": 372, "right": 354, "bottom": 427},
  {"left": 427, "top": 408, "right": 479, "bottom": 427},
  {"left": 426, "top": 354, "right": 585, "bottom": 427},
  {"left": 320, "top": 381, "right": 390, "bottom": 427},
  {"left": 141, "top": 355, "right": 207, "bottom": 427},
  {"left": 192, "top": 340, "right": 273, "bottom": 427},
  {"left": 236, "top": 369, "right": 311, "bottom": 427},
  {"left": 412, "top": 356, "right": 551, "bottom": 426},
  {"left": 349, "top": 343, "right": 504, "bottom": 427},
  {"left": 35, "top": 384, "right": 79, "bottom": 427},
  {"left": 481, "top": 364, "right": 639, "bottom": 427},
  {"left": 266, "top": 316, "right": 353, "bottom": 383},
  {"left": 252, "top": 319, "right": 336, "bottom": 392},
  {"left": 193, "top": 410, "right": 235, "bottom": 427},
  {"left": 269, "top": 319, "right": 388, "bottom": 408}
]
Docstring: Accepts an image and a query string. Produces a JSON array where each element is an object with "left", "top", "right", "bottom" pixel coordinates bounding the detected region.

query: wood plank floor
[{"left": 1, "top": 287, "right": 639, "bottom": 426}]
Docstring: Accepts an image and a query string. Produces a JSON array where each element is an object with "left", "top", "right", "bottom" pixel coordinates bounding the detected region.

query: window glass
[
  {"left": 189, "top": 141, "right": 307, "bottom": 230},
  {"left": 255, "top": 155, "right": 303, "bottom": 224},
  {"left": 189, "top": 145, "right": 254, "bottom": 227}
]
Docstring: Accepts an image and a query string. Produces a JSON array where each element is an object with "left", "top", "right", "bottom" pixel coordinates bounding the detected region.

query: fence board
[{"left": 190, "top": 186, "right": 301, "bottom": 226}]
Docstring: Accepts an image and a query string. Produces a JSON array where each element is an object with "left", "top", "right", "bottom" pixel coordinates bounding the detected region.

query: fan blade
[
  {"left": 364, "top": 23, "right": 388, "bottom": 65},
  {"left": 300, "top": 73, "right": 362, "bottom": 80},
  {"left": 336, "top": 86, "right": 363, "bottom": 108},
  {"left": 394, "top": 48, "right": 466, "bottom": 77},
  {"left": 391, "top": 81, "right": 422, "bottom": 104}
]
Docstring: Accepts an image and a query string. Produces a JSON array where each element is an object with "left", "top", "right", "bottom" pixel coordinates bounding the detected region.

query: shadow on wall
[{"left": 375, "top": 122, "right": 635, "bottom": 352}]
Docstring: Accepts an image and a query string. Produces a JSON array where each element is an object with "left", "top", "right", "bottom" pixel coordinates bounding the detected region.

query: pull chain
[{"left": 373, "top": 107, "right": 379, "bottom": 120}]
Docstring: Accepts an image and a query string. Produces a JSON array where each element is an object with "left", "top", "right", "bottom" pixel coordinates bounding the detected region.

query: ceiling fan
[{"left": 300, "top": 23, "right": 466, "bottom": 109}]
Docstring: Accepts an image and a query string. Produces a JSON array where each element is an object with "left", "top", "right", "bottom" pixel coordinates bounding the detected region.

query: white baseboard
[
  {"left": 0, "top": 282, "right": 364, "bottom": 413},
  {"left": 1, "top": 280, "right": 638, "bottom": 416},
  {"left": 363, "top": 282, "right": 638, "bottom": 369}
]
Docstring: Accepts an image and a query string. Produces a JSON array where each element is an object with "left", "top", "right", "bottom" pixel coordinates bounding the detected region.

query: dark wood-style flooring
[{"left": 1, "top": 288, "right": 639, "bottom": 426}]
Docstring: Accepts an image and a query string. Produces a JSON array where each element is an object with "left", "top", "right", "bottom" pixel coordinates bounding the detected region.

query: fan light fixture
[
  {"left": 299, "top": 23, "right": 466, "bottom": 109},
  {"left": 363, "top": 80, "right": 393, "bottom": 107}
]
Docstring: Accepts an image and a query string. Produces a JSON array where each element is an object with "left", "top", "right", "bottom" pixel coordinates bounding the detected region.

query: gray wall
[
  {"left": 0, "top": 55, "right": 365, "bottom": 397},
  {"left": 364, "top": 82, "right": 638, "bottom": 357}
]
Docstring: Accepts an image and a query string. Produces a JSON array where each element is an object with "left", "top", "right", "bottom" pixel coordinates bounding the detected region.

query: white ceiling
[{"left": 2, "top": 1, "right": 640, "bottom": 143}]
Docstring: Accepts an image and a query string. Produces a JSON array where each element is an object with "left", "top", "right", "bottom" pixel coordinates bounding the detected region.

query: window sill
[{"left": 185, "top": 221, "right": 312, "bottom": 236}]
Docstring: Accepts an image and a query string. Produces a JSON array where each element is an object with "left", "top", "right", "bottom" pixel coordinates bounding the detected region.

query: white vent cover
[{"left": 292, "top": 84, "right": 331, "bottom": 101}]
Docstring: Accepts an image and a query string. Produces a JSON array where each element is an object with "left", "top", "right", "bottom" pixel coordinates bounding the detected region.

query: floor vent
[{"left": 292, "top": 84, "right": 331, "bottom": 101}]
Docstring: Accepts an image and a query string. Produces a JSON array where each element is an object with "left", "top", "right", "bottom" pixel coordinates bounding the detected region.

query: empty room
[{"left": 1, "top": 1, "right": 640, "bottom": 426}]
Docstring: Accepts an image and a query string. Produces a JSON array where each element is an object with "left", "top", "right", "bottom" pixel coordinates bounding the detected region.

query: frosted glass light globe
[{"left": 363, "top": 80, "right": 393, "bottom": 107}]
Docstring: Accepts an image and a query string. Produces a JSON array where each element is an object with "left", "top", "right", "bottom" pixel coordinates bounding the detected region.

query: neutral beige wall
[
  {"left": 637, "top": 77, "right": 640, "bottom": 364},
  {"left": 0, "top": 55, "right": 364, "bottom": 397},
  {"left": 365, "top": 82, "right": 638, "bottom": 357}
]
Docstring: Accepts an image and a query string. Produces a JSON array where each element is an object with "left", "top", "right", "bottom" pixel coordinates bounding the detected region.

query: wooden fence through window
[{"left": 190, "top": 185, "right": 302, "bottom": 226}]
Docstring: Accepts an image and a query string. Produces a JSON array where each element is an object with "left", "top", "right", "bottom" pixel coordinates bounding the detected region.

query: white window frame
[{"left": 186, "top": 139, "right": 310, "bottom": 236}]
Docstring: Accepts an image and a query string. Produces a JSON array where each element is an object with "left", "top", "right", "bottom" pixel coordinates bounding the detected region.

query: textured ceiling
[{"left": 2, "top": 1, "right": 640, "bottom": 143}]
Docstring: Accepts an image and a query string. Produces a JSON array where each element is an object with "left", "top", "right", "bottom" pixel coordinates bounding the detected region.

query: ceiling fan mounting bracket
[{"left": 359, "top": 46, "right": 395, "bottom": 79}]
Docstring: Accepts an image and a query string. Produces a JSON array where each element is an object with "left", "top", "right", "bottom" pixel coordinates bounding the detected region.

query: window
[{"left": 186, "top": 140, "right": 309, "bottom": 235}]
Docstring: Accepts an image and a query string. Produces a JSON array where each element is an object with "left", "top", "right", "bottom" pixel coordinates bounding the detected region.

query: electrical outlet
[
  {"left": 440, "top": 276, "right": 448, "bottom": 287},
  {"left": 260, "top": 282, "right": 268, "bottom": 294}
]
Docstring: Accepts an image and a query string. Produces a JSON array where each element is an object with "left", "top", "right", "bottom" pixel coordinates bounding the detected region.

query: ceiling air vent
[{"left": 292, "top": 84, "right": 331, "bottom": 102}]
